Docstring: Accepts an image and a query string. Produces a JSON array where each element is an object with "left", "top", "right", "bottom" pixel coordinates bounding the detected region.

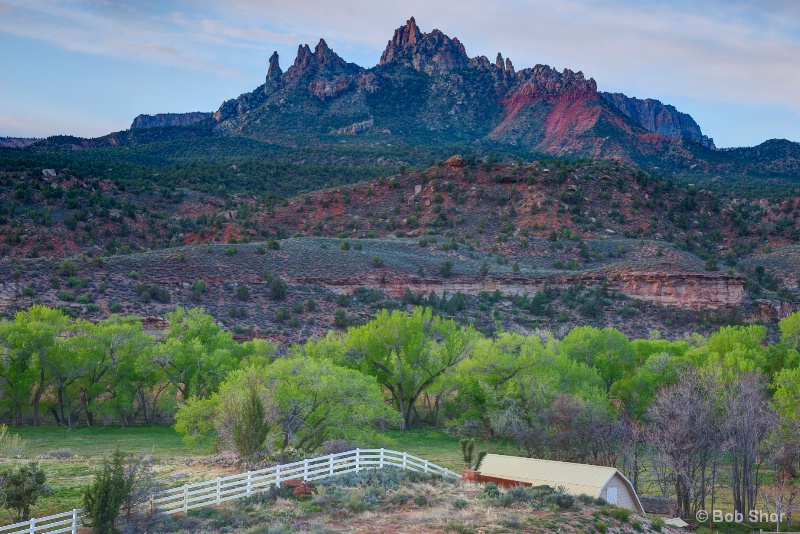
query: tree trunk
[{"left": 33, "top": 367, "right": 45, "bottom": 425}]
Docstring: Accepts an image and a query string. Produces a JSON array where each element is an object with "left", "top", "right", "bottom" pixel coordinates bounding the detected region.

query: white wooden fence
[{"left": 0, "top": 448, "right": 459, "bottom": 534}]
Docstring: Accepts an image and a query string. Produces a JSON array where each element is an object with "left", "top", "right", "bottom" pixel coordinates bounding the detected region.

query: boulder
[{"left": 445, "top": 155, "right": 466, "bottom": 168}]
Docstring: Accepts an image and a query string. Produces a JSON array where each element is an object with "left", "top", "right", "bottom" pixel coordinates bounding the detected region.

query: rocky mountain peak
[
  {"left": 505, "top": 58, "right": 515, "bottom": 75},
  {"left": 379, "top": 16, "right": 469, "bottom": 75},
  {"left": 267, "top": 51, "right": 282, "bottom": 82},
  {"left": 383, "top": 17, "right": 422, "bottom": 53},
  {"left": 601, "top": 92, "right": 716, "bottom": 149},
  {"left": 265, "top": 51, "right": 282, "bottom": 95},
  {"left": 282, "top": 38, "right": 359, "bottom": 87}
]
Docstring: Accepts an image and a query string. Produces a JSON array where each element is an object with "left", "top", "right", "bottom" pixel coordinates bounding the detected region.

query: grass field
[
  {"left": 0, "top": 426, "right": 215, "bottom": 522},
  {"left": 384, "top": 428, "right": 517, "bottom": 471}
]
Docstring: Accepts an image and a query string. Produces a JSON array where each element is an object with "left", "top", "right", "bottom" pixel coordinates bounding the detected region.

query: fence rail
[{"left": 1, "top": 448, "right": 458, "bottom": 533}]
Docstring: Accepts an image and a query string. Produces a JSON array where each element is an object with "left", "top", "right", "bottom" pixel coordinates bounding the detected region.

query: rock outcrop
[
  {"left": 601, "top": 92, "right": 716, "bottom": 149},
  {"left": 305, "top": 269, "right": 744, "bottom": 310},
  {"left": 0, "top": 137, "right": 39, "bottom": 148},
  {"left": 130, "top": 112, "right": 212, "bottom": 129},
  {"left": 264, "top": 51, "right": 282, "bottom": 95},
  {"left": 283, "top": 38, "right": 361, "bottom": 90},
  {"left": 335, "top": 119, "right": 374, "bottom": 135},
  {"left": 379, "top": 17, "right": 470, "bottom": 75}
]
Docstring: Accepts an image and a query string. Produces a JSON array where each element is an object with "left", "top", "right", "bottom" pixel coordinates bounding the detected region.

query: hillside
[
  {"left": 0, "top": 158, "right": 797, "bottom": 343},
  {"left": 0, "top": 16, "right": 799, "bottom": 343}
]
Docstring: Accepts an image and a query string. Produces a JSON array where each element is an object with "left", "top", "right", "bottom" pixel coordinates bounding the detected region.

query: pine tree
[
  {"left": 232, "top": 386, "right": 269, "bottom": 460},
  {"left": 83, "top": 446, "right": 127, "bottom": 534}
]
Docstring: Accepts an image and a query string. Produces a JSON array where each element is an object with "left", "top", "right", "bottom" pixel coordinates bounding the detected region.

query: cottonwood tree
[
  {"left": 0, "top": 306, "right": 70, "bottom": 425},
  {"left": 559, "top": 326, "right": 635, "bottom": 392},
  {"left": 773, "top": 367, "right": 800, "bottom": 476},
  {"left": 343, "top": 307, "right": 478, "bottom": 429},
  {"left": 445, "top": 333, "right": 543, "bottom": 436},
  {"left": 647, "top": 371, "right": 722, "bottom": 519},
  {"left": 780, "top": 311, "right": 800, "bottom": 351},
  {"left": 760, "top": 469, "right": 799, "bottom": 531},
  {"left": 151, "top": 308, "right": 271, "bottom": 401},
  {"left": 175, "top": 359, "right": 400, "bottom": 452},
  {"left": 723, "top": 373, "right": 776, "bottom": 517}
]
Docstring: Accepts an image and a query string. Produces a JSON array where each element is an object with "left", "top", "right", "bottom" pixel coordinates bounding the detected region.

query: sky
[{"left": 1, "top": 0, "right": 799, "bottom": 148}]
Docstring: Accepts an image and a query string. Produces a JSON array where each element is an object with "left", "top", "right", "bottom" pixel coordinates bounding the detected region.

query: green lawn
[
  {"left": 6, "top": 425, "right": 199, "bottom": 459},
  {"left": 385, "top": 428, "right": 517, "bottom": 471},
  {"left": 0, "top": 425, "right": 211, "bottom": 523}
]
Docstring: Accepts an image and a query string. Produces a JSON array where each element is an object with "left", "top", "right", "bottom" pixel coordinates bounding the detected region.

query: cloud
[{"left": 0, "top": 0, "right": 296, "bottom": 75}]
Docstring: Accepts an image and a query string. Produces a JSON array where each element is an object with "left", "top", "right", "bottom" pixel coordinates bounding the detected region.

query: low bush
[
  {"left": 344, "top": 490, "right": 374, "bottom": 513},
  {"left": 477, "top": 482, "right": 501, "bottom": 499},
  {"left": 413, "top": 493, "right": 428, "bottom": 506},
  {"left": 594, "top": 519, "right": 609, "bottom": 533},
  {"left": 601, "top": 506, "right": 632, "bottom": 522},
  {"left": 451, "top": 497, "right": 469, "bottom": 510},
  {"left": 650, "top": 516, "right": 664, "bottom": 532},
  {"left": 318, "top": 466, "right": 441, "bottom": 490},
  {"left": 497, "top": 485, "right": 533, "bottom": 507},
  {"left": 444, "top": 523, "right": 476, "bottom": 534},
  {"left": 0, "top": 425, "right": 26, "bottom": 458},
  {"left": 546, "top": 492, "right": 575, "bottom": 510}
]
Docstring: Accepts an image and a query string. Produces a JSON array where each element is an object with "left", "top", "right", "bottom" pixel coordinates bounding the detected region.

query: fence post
[
  {"left": 276, "top": 464, "right": 281, "bottom": 487},
  {"left": 423, "top": 460, "right": 429, "bottom": 473},
  {"left": 355, "top": 448, "right": 360, "bottom": 472},
  {"left": 379, "top": 448, "right": 384, "bottom": 468},
  {"left": 72, "top": 508, "right": 78, "bottom": 534},
  {"left": 149, "top": 492, "right": 154, "bottom": 516},
  {"left": 216, "top": 477, "right": 221, "bottom": 505},
  {"left": 183, "top": 484, "right": 189, "bottom": 514},
  {"left": 303, "top": 459, "right": 309, "bottom": 481},
  {"left": 402, "top": 451, "right": 407, "bottom": 469},
  {"left": 29, "top": 517, "right": 35, "bottom": 534},
  {"left": 329, "top": 453, "right": 334, "bottom": 476},
  {"left": 246, "top": 471, "right": 252, "bottom": 496}
]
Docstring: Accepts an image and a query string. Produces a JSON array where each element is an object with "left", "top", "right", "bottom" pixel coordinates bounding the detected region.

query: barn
[{"left": 477, "top": 454, "right": 645, "bottom": 514}]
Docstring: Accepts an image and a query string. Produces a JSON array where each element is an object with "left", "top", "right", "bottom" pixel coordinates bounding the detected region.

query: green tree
[
  {"left": 343, "top": 307, "right": 478, "bottom": 429},
  {"left": 151, "top": 308, "right": 263, "bottom": 400},
  {"left": 0, "top": 463, "right": 50, "bottom": 521},
  {"left": 236, "top": 283, "right": 250, "bottom": 301},
  {"left": 0, "top": 306, "right": 70, "bottom": 425},
  {"left": 780, "top": 312, "right": 800, "bottom": 350},
  {"left": 176, "top": 359, "right": 399, "bottom": 452},
  {"left": 232, "top": 385, "right": 269, "bottom": 459},
  {"left": 83, "top": 446, "right": 127, "bottom": 534},
  {"left": 68, "top": 316, "right": 153, "bottom": 426},
  {"left": 559, "top": 326, "right": 635, "bottom": 392}
]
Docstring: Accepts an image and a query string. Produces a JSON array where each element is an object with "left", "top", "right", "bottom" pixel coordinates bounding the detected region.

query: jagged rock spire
[
  {"left": 379, "top": 16, "right": 469, "bottom": 75},
  {"left": 267, "top": 51, "right": 282, "bottom": 82},
  {"left": 505, "top": 57, "right": 515, "bottom": 75},
  {"left": 264, "top": 51, "right": 282, "bottom": 95},
  {"left": 496, "top": 53, "right": 504, "bottom": 70},
  {"left": 380, "top": 17, "right": 422, "bottom": 64}
]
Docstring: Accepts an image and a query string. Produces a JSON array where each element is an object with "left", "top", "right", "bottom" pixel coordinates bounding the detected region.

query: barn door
[{"left": 607, "top": 487, "right": 618, "bottom": 505}]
